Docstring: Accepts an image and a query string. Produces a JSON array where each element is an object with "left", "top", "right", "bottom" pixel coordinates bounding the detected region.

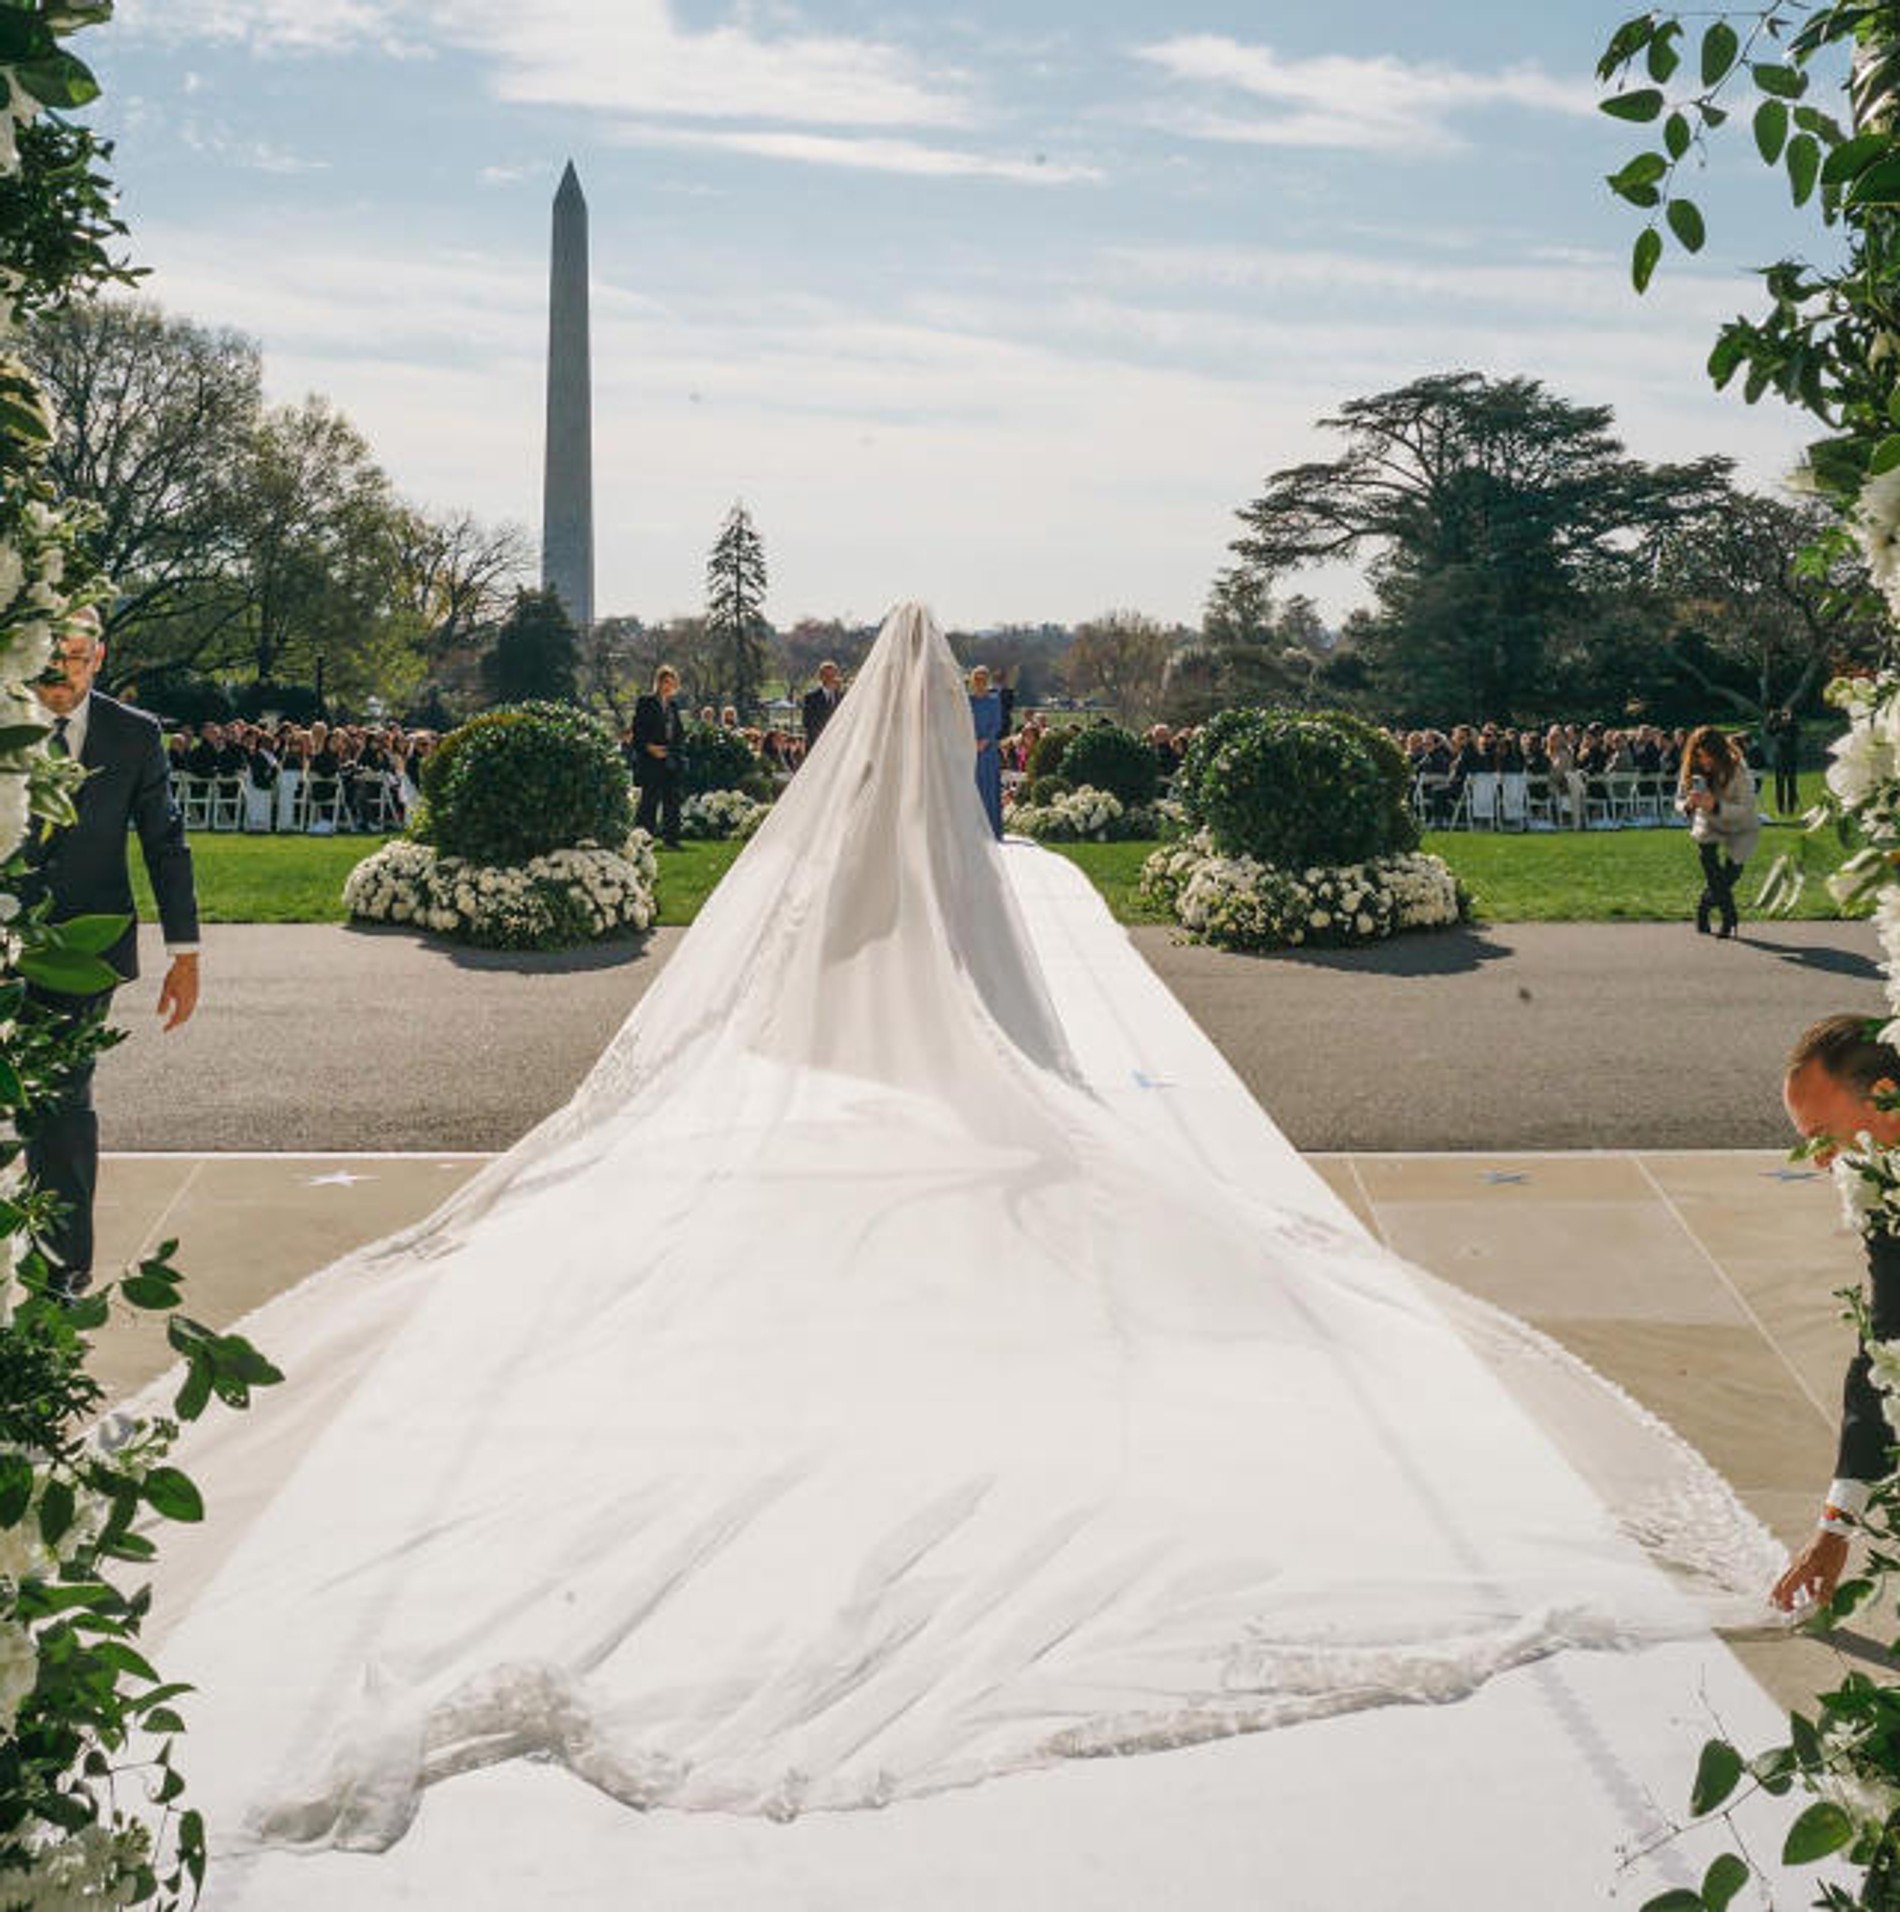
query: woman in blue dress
[{"left": 969, "top": 665, "right": 1004, "bottom": 839}]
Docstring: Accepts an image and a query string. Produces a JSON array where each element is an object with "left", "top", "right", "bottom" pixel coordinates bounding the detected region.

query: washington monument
[{"left": 542, "top": 160, "right": 594, "bottom": 634}]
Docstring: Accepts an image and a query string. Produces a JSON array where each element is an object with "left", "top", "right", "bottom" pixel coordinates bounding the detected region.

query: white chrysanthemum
[{"left": 0, "top": 772, "right": 30, "bottom": 862}]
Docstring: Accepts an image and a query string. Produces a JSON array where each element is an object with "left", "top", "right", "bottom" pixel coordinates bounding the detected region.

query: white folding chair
[
  {"left": 1523, "top": 774, "right": 1557, "bottom": 830},
  {"left": 1498, "top": 772, "right": 1529, "bottom": 831},
  {"left": 1465, "top": 772, "right": 1500, "bottom": 830},
  {"left": 356, "top": 774, "right": 399, "bottom": 832},
  {"left": 177, "top": 775, "right": 214, "bottom": 832},
  {"left": 303, "top": 776, "right": 349, "bottom": 835},
  {"left": 276, "top": 769, "right": 306, "bottom": 833},
  {"left": 242, "top": 778, "right": 276, "bottom": 833},
  {"left": 210, "top": 775, "right": 246, "bottom": 832}
]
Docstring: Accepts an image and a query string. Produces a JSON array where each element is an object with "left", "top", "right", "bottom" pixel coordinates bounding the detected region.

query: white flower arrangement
[
  {"left": 679, "top": 788, "right": 771, "bottom": 841},
  {"left": 345, "top": 831, "right": 659, "bottom": 949},
  {"left": 1140, "top": 830, "right": 1464, "bottom": 952},
  {"left": 1007, "top": 784, "right": 1126, "bottom": 842}
]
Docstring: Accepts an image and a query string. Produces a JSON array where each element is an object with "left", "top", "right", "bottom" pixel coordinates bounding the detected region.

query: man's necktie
[{"left": 49, "top": 717, "right": 69, "bottom": 758}]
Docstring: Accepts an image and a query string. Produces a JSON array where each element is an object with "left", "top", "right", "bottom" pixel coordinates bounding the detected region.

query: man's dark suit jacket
[
  {"left": 630, "top": 694, "right": 684, "bottom": 788},
  {"left": 1839, "top": 1230, "right": 1900, "bottom": 1486},
  {"left": 802, "top": 685, "right": 842, "bottom": 751},
  {"left": 29, "top": 692, "right": 198, "bottom": 987}
]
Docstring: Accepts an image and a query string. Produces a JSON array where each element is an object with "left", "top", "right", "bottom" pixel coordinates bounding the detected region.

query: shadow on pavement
[
  {"left": 344, "top": 921, "right": 657, "bottom": 976},
  {"left": 1738, "top": 936, "right": 1883, "bottom": 982},
  {"left": 1274, "top": 925, "right": 1516, "bottom": 978}
]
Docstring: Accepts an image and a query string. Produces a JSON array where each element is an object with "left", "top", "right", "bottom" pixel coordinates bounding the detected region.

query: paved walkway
[{"left": 97, "top": 917, "right": 1885, "bottom": 1152}]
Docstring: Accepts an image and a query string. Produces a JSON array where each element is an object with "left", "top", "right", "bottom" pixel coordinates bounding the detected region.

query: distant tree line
[{"left": 34, "top": 304, "right": 1864, "bottom": 734}]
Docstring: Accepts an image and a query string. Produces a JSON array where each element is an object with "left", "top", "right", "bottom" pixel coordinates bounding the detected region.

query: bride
[{"left": 146, "top": 603, "right": 1777, "bottom": 1893}]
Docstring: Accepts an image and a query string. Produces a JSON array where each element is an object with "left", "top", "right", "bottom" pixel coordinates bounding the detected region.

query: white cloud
[
  {"left": 126, "top": 215, "right": 1805, "bottom": 630},
  {"left": 1135, "top": 38, "right": 1595, "bottom": 154},
  {"left": 610, "top": 124, "right": 1100, "bottom": 184},
  {"left": 123, "top": 0, "right": 969, "bottom": 130}
]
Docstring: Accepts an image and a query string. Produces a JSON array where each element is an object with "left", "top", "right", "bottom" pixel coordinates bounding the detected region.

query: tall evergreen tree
[
  {"left": 705, "top": 500, "right": 771, "bottom": 719},
  {"left": 484, "top": 586, "right": 581, "bottom": 704}
]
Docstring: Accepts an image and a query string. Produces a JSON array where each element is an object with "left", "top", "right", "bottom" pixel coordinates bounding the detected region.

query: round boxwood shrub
[
  {"left": 419, "top": 701, "right": 631, "bottom": 866},
  {"left": 1027, "top": 774, "right": 1072, "bottom": 805},
  {"left": 682, "top": 721, "right": 757, "bottom": 795},
  {"left": 1059, "top": 723, "right": 1157, "bottom": 806},
  {"left": 1026, "top": 728, "right": 1072, "bottom": 781},
  {"left": 1175, "top": 707, "right": 1419, "bottom": 869}
]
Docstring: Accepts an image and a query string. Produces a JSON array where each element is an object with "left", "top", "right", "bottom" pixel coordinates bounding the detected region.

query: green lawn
[{"left": 136, "top": 804, "right": 1859, "bottom": 932}]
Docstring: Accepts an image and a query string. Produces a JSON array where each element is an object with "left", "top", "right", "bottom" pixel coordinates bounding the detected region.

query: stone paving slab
[{"left": 90, "top": 1147, "right": 1867, "bottom": 1714}]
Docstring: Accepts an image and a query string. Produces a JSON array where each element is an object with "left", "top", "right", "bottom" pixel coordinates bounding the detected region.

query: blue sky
[{"left": 93, "top": 0, "right": 1825, "bottom": 630}]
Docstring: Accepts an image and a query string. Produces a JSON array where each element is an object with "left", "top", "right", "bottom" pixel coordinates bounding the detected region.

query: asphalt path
[{"left": 95, "top": 914, "right": 1886, "bottom": 1154}]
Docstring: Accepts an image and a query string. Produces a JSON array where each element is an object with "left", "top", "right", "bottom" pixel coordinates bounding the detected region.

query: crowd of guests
[
  {"left": 165, "top": 719, "right": 436, "bottom": 831},
  {"left": 1396, "top": 713, "right": 1805, "bottom": 825}
]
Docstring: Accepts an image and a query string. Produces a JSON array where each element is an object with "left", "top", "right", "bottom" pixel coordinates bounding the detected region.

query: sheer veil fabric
[{"left": 143, "top": 603, "right": 1776, "bottom": 1871}]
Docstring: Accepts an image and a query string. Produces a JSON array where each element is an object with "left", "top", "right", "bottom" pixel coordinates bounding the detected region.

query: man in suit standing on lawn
[
  {"left": 22, "top": 607, "right": 200, "bottom": 1293},
  {"left": 801, "top": 660, "right": 843, "bottom": 757},
  {"left": 632, "top": 664, "right": 686, "bottom": 848}
]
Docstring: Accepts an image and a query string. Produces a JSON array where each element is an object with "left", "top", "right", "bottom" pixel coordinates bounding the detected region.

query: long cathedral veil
[{"left": 143, "top": 603, "right": 1777, "bottom": 1869}]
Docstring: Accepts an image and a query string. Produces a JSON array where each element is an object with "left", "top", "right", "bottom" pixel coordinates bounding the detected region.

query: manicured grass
[
  {"left": 131, "top": 833, "right": 390, "bottom": 924},
  {"left": 134, "top": 799, "right": 1860, "bottom": 933}
]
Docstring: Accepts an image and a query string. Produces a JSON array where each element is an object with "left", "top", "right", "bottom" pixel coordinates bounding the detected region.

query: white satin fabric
[{"left": 143, "top": 604, "right": 1775, "bottom": 1873}]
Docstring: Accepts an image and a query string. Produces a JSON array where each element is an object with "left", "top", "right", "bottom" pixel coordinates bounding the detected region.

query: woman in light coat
[{"left": 1676, "top": 725, "right": 1761, "bottom": 939}]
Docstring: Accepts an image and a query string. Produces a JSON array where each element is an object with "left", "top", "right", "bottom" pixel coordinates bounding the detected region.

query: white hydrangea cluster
[
  {"left": 344, "top": 833, "right": 659, "bottom": 948},
  {"left": 1857, "top": 467, "right": 1900, "bottom": 620},
  {"left": 680, "top": 788, "right": 771, "bottom": 840},
  {"left": 1140, "top": 831, "right": 1462, "bottom": 952},
  {"left": 2, "top": 1821, "right": 150, "bottom": 1911},
  {"left": 1007, "top": 784, "right": 1126, "bottom": 842}
]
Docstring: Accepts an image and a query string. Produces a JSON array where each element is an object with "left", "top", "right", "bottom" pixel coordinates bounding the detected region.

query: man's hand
[
  {"left": 1771, "top": 1530, "right": 1851, "bottom": 1612},
  {"left": 156, "top": 953, "right": 199, "bottom": 1032}
]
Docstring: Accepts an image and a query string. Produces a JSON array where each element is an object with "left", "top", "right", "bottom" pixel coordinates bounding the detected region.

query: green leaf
[
  {"left": 1603, "top": 87, "right": 1666, "bottom": 123},
  {"left": 0, "top": 1054, "right": 22, "bottom": 1107},
  {"left": 1640, "top": 1893, "right": 1705, "bottom": 1912},
  {"left": 1755, "top": 98, "right": 1789, "bottom": 164},
  {"left": 1749, "top": 1744, "right": 1798, "bottom": 1795},
  {"left": 141, "top": 1466, "right": 204, "bottom": 1524},
  {"left": 0, "top": 1451, "right": 33, "bottom": 1529},
  {"left": 1753, "top": 62, "right": 1807, "bottom": 100},
  {"left": 0, "top": 723, "right": 52, "bottom": 754},
  {"left": 1665, "top": 111, "right": 1692, "bottom": 160},
  {"left": 1788, "top": 134, "right": 1822, "bottom": 206},
  {"left": 1666, "top": 197, "right": 1707, "bottom": 252},
  {"left": 1782, "top": 1800, "right": 1854, "bottom": 1864},
  {"left": 118, "top": 1272, "right": 180, "bottom": 1311},
  {"left": 38, "top": 1479, "right": 74, "bottom": 1549},
  {"left": 93, "top": 1638, "right": 160, "bottom": 1683},
  {"left": 61, "top": 1292, "right": 108, "bottom": 1332},
  {"left": 1708, "top": 330, "right": 1748, "bottom": 389},
  {"left": 1871, "top": 435, "right": 1900, "bottom": 477},
  {"left": 1691, "top": 1737, "right": 1744, "bottom": 1815},
  {"left": 1702, "top": 20, "right": 1740, "bottom": 87},
  {"left": 1848, "top": 152, "right": 1900, "bottom": 203},
  {"left": 144, "top": 1706, "right": 186, "bottom": 1734},
  {"left": 13, "top": 49, "right": 100, "bottom": 109},
  {"left": 1702, "top": 1852, "right": 1749, "bottom": 1911},
  {"left": 16, "top": 946, "right": 120, "bottom": 997},
  {"left": 1648, "top": 30, "right": 1682, "bottom": 84},
  {"left": 1633, "top": 226, "right": 1664, "bottom": 294},
  {"left": 173, "top": 1363, "right": 212, "bottom": 1423},
  {"left": 0, "top": 15, "right": 53, "bottom": 62},
  {"left": 48, "top": 913, "right": 130, "bottom": 956}
]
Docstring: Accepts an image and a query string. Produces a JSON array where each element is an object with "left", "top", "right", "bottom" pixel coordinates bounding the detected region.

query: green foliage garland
[{"left": 0, "top": 9, "right": 278, "bottom": 1903}]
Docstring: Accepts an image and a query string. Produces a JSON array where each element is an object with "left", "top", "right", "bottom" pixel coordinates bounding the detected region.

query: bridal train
[{"left": 138, "top": 603, "right": 1799, "bottom": 1905}]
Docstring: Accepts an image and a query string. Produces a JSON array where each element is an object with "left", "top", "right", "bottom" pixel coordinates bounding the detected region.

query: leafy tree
[
  {"left": 22, "top": 299, "right": 261, "bottom": 681},
  {"left": 1060, "top": 610, "right": 1177, "bottom": 718},
  {"left": 1230, "top": 371, "right": 1731, "bottom": 721},
  {"left": 483, "top": 588, "right": 581, "bottom": 705},
  {"left": 393, "top": 506, "right": 531, "bottom": 662},
  {"left": 705, "top": 500, "right": 772, "bottom": 719}
]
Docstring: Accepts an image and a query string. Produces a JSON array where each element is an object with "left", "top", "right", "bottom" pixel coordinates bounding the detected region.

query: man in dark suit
[
  {"left": 631, "top": 665, "right": 686, "bottom": 848},
  {"left": 22, "top": 610, "right": 200, "bottom": 1291},
  {"left": 800, "top": 660, "right": 843, "bottom": 756},
  {"left": 1773, "top": 1014, "right": 1900, "bottom": 1610}
]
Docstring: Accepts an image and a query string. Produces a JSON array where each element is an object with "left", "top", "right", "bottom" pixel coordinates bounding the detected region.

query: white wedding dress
[{"left": 144, "top": 604, "right": 1783, "bottom": 1901}]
